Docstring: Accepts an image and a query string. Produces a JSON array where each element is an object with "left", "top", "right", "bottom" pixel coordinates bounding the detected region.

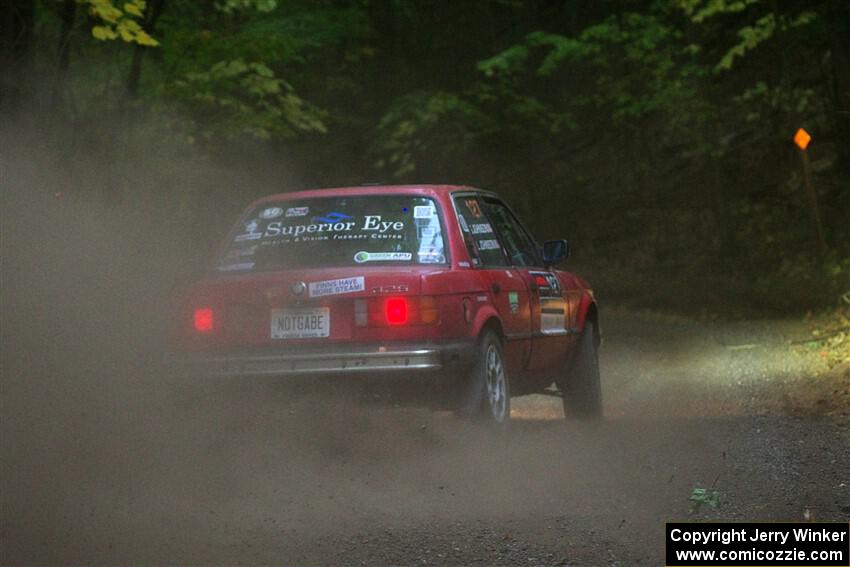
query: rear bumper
[{"left": 181, "top": 340, "right": 474, "bottom": 378}]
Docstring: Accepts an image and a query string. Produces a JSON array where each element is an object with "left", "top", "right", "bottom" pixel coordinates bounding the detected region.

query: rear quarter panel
[{"left": 556, "top": 271, "right": 596, "bottom": 334}]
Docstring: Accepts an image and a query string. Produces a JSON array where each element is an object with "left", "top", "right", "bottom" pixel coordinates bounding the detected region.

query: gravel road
[
  {"left": 3, "top": 304, "right": 848, "bottom": 566},
  {"left": 2, "top": 181, "right": 848, "bottom": 565}
]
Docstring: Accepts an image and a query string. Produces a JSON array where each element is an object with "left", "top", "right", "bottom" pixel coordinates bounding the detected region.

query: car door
[
  {"left": 452, "top": 194, "right": 532, "bottom": 373},
  {"left": 478, "top": 195, "right": 570, "bottom": 372}
]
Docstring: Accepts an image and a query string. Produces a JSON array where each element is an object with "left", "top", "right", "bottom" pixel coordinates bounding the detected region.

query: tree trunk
[
  {"left": 126, "top": 0, "right": 166, "bottom": 97},
  {"left": 1, "top": 0, "right": 35, "bottom": 113},
  {"left": 826, "top": 0, "right": 850, "bottom": 175},
  {"left": 58, "top": 0, "right": 76, "bottom": 73},
  {"left": 51, "top": 0, "right": 77, "bottom": 107}
]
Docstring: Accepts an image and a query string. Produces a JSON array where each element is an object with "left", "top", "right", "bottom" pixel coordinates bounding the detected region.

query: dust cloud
[{"left": 3, "top": 116, "right": 847, "bottom": 566}]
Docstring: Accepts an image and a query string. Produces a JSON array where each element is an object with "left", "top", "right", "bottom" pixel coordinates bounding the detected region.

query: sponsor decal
[
  {"left": 457, "top": 214, "right": 469, "bottom": 232},
  {"left": 314, "top": 211, "right": 353, "bottom": 223},
  {"left": 264, "top": 219, "right": 353, "bottom": 237},
  {"left": 285, "top": 206, "right": 309, "bottom": 217},
  {"left": 353, "top": 251, "right": 413, "bottom": 263},
  {"left": 419, "top": 227, "right": 437, "bottom": 239},
  {"left": 470, "top": 223, "right": 493, "bottom": 234},
  {"left": 308, "top": 276, "right": 365, "bottom": 298},
  {"left": 508, "top": 291, "right": 519, "bottom": 314},
  {"left": 457, "top": 261, "right": 471, "bottom": 268},
  {"left": 530, "top": 271, "right": 562, "bottom": 296},
  {"left": 262, "top": 215, "right": 404, "bottom": 239},
  {"left": 259, "top": 207, "right": 284, "bottom": 220},
  {"left": 222, "top": 245, "right": 257, "bottom": 260},
  {"left": 362, "top": 216, "right": 404, "bottom": 232},
  {"left": 477, "top": 239, "right": 500, "bottom": 250},
  {"left": 234, "top": 220, "right": 263, "bottom": 241},
  {"left": 476, "top": 295, "right": 488, "bottom": 302},
  {"left": 414, "top": 205, "right": 436, "bottom": 219}
]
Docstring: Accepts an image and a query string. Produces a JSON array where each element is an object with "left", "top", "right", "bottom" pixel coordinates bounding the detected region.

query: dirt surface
[
  {"left": 3, "top": 300, "right": 849, "bottom": 565},
  {"left": 2, "top": 175, "right": 849, "bottom": 565}
]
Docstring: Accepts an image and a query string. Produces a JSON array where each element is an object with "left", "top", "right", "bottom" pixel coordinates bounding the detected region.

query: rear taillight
[
  {"left": 354, "top": 297, "right": 439, "bottom": 327},
  {"left": 385, "top": 297, "right": 408, "bottom": 325},
  {"left": 194, "top": 308, "right": 214, "bottom": 332}
]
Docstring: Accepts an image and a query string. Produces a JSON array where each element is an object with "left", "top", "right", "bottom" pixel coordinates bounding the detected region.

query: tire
[
  {"left": 458, "top": 330, "right": 511, "bottom": 424},
  {"left": 560, "top": 321, "right": 602, "bottom": 419}
]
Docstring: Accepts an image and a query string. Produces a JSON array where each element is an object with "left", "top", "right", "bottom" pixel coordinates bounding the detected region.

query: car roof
[{"left": 251, "top": 184, "right": 496, "bottom": 206}]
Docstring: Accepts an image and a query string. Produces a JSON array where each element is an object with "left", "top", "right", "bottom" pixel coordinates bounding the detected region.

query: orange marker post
[{"left": 793, "top": 128, "right": 826, "bottom": 254}]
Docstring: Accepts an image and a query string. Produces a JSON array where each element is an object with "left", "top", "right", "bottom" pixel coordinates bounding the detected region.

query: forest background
[{"left": 3, "top": 0, "right": 848, "bottom": 316}]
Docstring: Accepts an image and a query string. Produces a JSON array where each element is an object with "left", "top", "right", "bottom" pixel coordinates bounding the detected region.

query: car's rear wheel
[
  {"left": 559, "top": 321, "right": 602, "bottom": 419},
  {"left": 458, "top": 330, "right": 511, "bottom": 424}
]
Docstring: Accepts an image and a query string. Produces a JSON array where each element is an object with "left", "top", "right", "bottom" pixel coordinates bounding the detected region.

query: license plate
[{"left": 270, "top": 308, "right": 330, "bottom": 339}]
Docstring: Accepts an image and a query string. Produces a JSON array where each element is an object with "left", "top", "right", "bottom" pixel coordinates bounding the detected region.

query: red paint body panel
[{"left": 179, "top": 185, "right": 597, "bottom": 389}]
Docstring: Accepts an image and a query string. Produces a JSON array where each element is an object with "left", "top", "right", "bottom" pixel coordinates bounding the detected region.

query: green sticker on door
[{"left": 508, "top": 291, "right": 519, "bottom": 314}]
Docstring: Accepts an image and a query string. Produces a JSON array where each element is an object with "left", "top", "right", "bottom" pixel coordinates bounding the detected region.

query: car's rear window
[{"left": 217, "top": 195, "right": 447, "bottom": 271}]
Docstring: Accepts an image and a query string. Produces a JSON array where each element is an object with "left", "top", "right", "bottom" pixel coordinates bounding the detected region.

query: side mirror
[{"left": 542, "top": 239, "right": 569, "bottom": 266}]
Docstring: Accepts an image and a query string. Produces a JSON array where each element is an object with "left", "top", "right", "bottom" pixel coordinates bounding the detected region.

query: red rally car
[{"left": 177, "top": 185, "right": 601, "bottom": 423}]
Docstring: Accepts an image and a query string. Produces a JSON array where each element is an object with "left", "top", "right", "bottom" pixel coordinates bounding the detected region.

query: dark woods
[{"left": 2, "top": 0, "right": 848, "bottom": 315}]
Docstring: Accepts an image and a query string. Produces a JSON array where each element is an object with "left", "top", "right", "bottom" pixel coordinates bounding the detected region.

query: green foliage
[
  {"left": 476, "top": 10, "right": 704, "bottom": 125},
  {"left": 713, "top": 10, "right": 816, "bottom": 72},
  {"left": 373, "top": 91, "right": 497, "bottom": 177},
  {"left": 22, "top": 0, "right": 850, "bottom": 315},
  {"left": 150, "top": 1, "right": 369, "bottom": 143},
  {"left": 477, "top": 44, "right": 530, "bottom": 77},
  {"left": 174, "top": 58, "right": 326, "bottom": 140},
  {"left": 527, "top": 32, "right": 590, "bottom": 76},
  {"left": 689, "top": 487, "right": 720, "bottom": 513},
  {"left": 678, "top": 0, "right": 760, "bottom": 22},
  {"left": 85, "top": 0, "right": 159, "bottom": 45},
  {"left": 677, "top": 0, "right": 817, "bottom": 72},
  {"left": 216, "top": 0, "right": 278, "bottom": 14}
]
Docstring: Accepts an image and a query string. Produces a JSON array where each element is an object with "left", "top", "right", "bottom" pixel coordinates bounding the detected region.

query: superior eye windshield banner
[{"left": 666, "top": 522, "right": 850, "bottom": 567}]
